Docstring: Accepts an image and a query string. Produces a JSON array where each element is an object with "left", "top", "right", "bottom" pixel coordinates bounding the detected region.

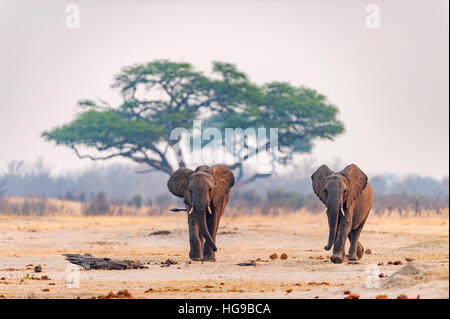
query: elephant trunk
[
  {"left": 324, "top": 198, "right": 340, "bottom": 251},
  {"left": 195, "top": 203, "right": 217, "bottom": 252}
]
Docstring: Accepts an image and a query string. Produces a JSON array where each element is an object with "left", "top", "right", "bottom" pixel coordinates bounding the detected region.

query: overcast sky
[{"left": 0, "top": 0, "right": 448, "bottom": 178}]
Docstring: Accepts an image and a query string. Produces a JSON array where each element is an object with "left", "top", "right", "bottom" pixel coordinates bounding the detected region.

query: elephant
[
  {"left": 167, "top": 164, "right": 235, "bottom": 261},
  {"left": 311, "top": 163, "right": 373, "bottom": 264}
]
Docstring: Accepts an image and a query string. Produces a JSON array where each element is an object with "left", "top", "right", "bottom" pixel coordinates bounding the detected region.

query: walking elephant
[
  {"left": 167, "top": 165, "right": 234, "bottom": 261},
  {"left": 311, "top": 163, "right": 373, "bottom": 264}
]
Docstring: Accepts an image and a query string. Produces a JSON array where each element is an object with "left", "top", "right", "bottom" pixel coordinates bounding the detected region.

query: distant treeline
[{"left": 0, "top": 159, "right": 448, "bottom": 216}]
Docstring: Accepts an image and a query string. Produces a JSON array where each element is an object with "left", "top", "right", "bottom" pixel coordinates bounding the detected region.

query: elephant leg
[
  {"left": 202, "top": 212, "right": 221, "bottom": 261},
  {"left": 188, "top": 214, "right": 202, "bottom": 261},
  {"left": 356, "top": 242, "right": 364, "bottom": 259},
  {"left": 347, "top": 231, "right": 361, "bottom": 261},
  {"left": 331, "top": 218, "right": 351, "bottom": 264},
  {"left": 203, "top": 199, "right": 227, "bottom": 261},
  {"left": 348, "top": 219, "right": 367, "bottom": 260}
]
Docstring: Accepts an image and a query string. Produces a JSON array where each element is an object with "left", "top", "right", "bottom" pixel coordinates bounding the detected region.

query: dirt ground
[{"left": 0, "top": 213, "right": 448, "bottom": 299}]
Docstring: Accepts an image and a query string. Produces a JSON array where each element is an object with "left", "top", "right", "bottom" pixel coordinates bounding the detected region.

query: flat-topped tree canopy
[{"left": 42, "top": 60, "right": 344, "bottom": 185}]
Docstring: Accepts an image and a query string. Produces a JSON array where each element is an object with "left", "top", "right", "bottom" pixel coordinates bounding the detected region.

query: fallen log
[{"left": 63, "top": 253, "right": 148, "bottom": 270}]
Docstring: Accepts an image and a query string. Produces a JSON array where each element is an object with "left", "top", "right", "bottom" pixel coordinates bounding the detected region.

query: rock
[
  {"left": 149, "top": 230, "right": 171, "bottom": 236},
  {"left": 96, "top": 290, "right": 132, "bottom": 299},
  {"left": 308, "top": 282, "right": 329, "bottom": 286},
  {"left": 236, "top": 261, "right": 257, "bottom": 266},
  {"left": 383, "top": 262, "right": 448, "bottom": 288},
  {"left": 160, "top": 259, "right": 177, "bottom": 267}
]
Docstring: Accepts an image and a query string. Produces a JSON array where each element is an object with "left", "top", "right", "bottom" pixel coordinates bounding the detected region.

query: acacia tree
[{"left": 42, "top": 60, "right": 344, "bottom": 185}]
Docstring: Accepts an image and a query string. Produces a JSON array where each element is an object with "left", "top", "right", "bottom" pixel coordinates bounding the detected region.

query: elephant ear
[
  {"left": 311, "top": 164, "right": 334, "bottom": 205},
  {"left": 195, "top": 165, "right": 210, "bottom": 172},
  {"left": 210, "top": 165, "right": 234, "bottom": 202},
  {"left": 340, "top": 164, "right": 368, "bottom": 208},
  {"left": 167, "top": 168, "right": 194, "bottom": 198}
]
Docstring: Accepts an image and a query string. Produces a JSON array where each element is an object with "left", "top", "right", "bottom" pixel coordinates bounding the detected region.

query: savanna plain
[{"left": 0, "top": 200, "right": 448, "bottom": 299}]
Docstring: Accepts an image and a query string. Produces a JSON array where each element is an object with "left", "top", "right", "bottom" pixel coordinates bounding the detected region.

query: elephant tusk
[
  {"left": 323, "top": 208, "right": 327, "bottom": 214},
  {"left": 188, "top": 207, "right": 194, "bottom": 215},
  {"left": 208, "top": 206, "right": 213, "bottom": 215},
  {"left": 340, "top": 206, "right": 345, "bottom": 217}
]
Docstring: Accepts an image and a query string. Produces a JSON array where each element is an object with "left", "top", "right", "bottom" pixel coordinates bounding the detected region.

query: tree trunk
[{"left": 63, "top": 253, "right": 148, "bottom": 270}]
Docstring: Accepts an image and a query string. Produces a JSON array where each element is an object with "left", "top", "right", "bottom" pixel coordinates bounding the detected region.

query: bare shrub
[
  {"left": 148, "top": 193, "right": 173, "bottom": 215},
  {"left": 0, "top": 180, "right": 6, "bottom": 197},
  {"left": 372, "top": 193, "right": 449, "bottom": 217},
  {"left": 83, "top": 192, "right": 111, "bottom": 215},
  {"left": 126, "top": 194, "right": 142, "bottom": 209},
  {"left": 232, "top": 190, "right": 262, "bottom": 206},
  {"left": 0, "top": 197, "right": 58, "bottom": 216},
  {"left": 231, "top": 189, "right": 307, "bottom": 215}
]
